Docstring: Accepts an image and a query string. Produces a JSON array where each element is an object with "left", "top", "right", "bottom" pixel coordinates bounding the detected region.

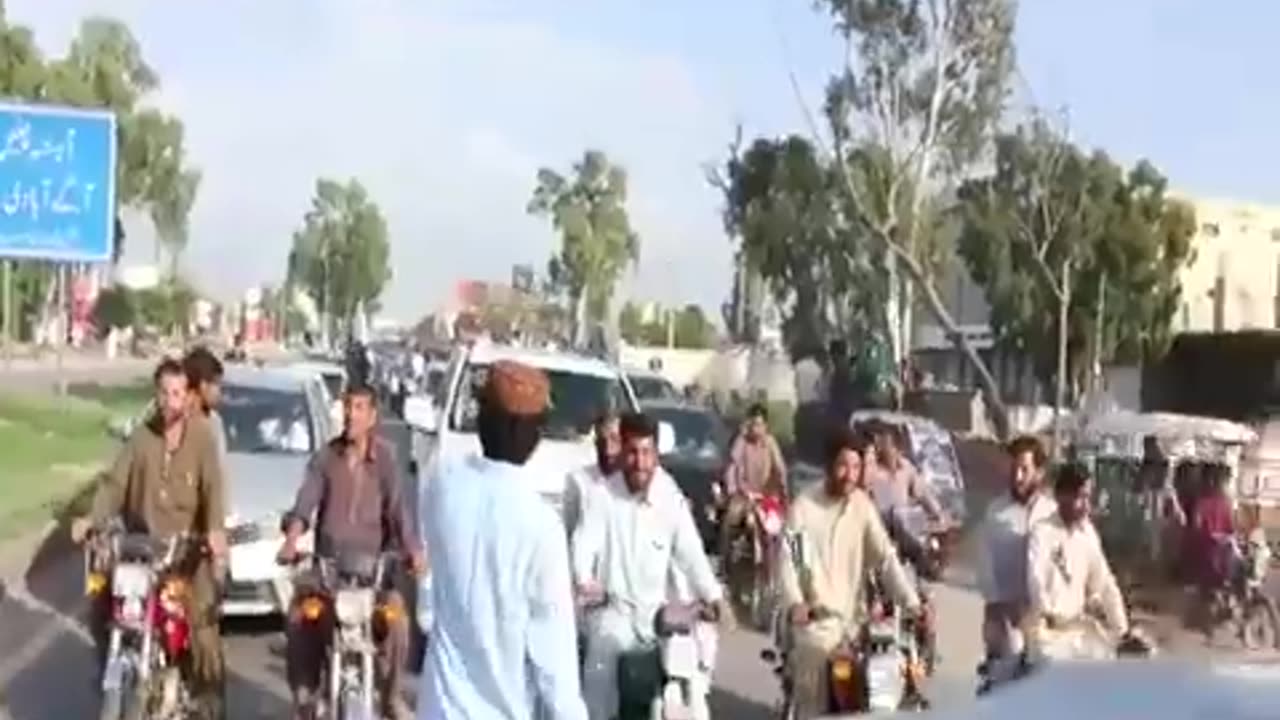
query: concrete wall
[{"left": 620, "top": 344, "right": 798, "bottom": 404}]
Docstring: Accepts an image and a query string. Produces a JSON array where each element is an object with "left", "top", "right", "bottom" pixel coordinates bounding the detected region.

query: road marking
[{"left": 0, "top": 581, "right": 92, "bottom": 691}]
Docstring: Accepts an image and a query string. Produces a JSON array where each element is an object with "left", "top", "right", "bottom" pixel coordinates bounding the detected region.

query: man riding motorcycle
[
  {"left": 777, "top": 428, "right": 921, "bottom": 720},
  {"left": 719, "top": 403, "right": 788, "bottom": 591},
  {"left": 573, "top": 412, "right": 731, "bottom": 720},
  {"left": 73, "top": 358, "right": 230, "bottom": 719},
  {"left": 277, "top": 384, "right": 426, "bottom": 720},
  {"left": 977, "top": 435, "right": 1057, "bottom": 660},
  {"left": 864, "top": 422, "right": 947, "bottom": 526},
  {"left": 1025, "top": 463, "right": 1133, "bottom": 662}
]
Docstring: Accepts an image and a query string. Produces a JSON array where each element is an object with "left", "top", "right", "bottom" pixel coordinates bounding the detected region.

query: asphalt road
[
  {"left": 0, "top": 368, "right": 1256, "bottom": 719},
  {"left": 0, "top": 518, "right": 989, "bottom": 720}
]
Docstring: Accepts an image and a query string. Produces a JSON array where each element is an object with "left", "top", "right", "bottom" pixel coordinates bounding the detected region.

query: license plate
[
  {"left": 112, "top": 564, "right": 152, "bottom": 599},
  {"left": 335, "top": 588, "right": 374, "bottom": 625},
  {"left": 865, "top": 653, "right": 904, "bottom": 710},
  {"left": 662, "top": 635, "right": 699, "bottom": 678},
  {"left": 119, "top": 596, "right": 145, "bottom": 623}
]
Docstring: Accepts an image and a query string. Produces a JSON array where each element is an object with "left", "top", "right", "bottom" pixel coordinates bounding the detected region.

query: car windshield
[
  {"left": 451, "top": 363, "right": 630, "bottom": 440},
  {"left": 220, "top": 384, "right": 314, "bottom": 454},
  {"left": 630, "top": 375, "right": 678, "bottom": 402},
  {"left": 647, "top": 407, "right": 727, "bottom": 458}
]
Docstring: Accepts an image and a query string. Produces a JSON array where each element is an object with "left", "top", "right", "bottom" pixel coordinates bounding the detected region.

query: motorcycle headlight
[
  {"left": 831, "top": 657, "right": 855, "bottom": 681},
  {"left": 335, "top": 588, "right": 375, "bottom": 625}
]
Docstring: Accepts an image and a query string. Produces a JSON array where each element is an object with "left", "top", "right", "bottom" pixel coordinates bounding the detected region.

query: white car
[
  {"left": 289, "top": 359, "right": 347, "bottom": 432},
  {"left": 626, "top": 367, "right": 682, "bottom": 403},
  {"left": 218, "top": 365, "right": 332, "bottom": 616},
  {"left": 411, "top": 341, "right": 675, "bottom": 631},
  {"left": 861, "top": 658, "right": 1280, "bottom": 720}
]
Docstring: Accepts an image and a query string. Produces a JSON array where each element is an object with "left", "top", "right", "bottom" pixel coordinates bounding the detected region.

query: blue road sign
[{"left": 0, "top": 102, "right": 117, "bottom": 263}]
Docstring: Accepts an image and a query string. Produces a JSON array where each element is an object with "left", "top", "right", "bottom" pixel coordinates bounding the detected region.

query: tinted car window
[
  {"left": 320, "top": 372, "right": 344, "bottom": 400},
  {"left": 629, "top": 375, "right": 679, "bottom": 402},
  {"left": 646, "top": 406, "right": 728, "bottom": 458}
]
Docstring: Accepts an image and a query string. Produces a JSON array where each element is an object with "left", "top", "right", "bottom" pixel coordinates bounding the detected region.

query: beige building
[{"left": 1176, "top": 196, "right": 1280, "bottom": 332}]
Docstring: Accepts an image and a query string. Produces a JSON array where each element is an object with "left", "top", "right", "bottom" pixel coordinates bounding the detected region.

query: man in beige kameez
[
  {"left": 865, "top": 423, "right": 947, "bottom": 524},
  {"left": 1025, "top": 463, "right": 1130, "bottom": 662},
  {"left": 777, "top": 430, "right": 920, "bottom": 719}
]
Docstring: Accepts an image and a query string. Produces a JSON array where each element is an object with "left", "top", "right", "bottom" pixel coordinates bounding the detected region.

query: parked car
[{"left": 643, "top": 399, "right": 731, "bottom": 553}]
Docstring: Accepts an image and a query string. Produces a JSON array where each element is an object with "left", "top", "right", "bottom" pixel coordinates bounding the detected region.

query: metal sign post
[{"left": 0, "top": 102, "right": 118, "bottom": 397}]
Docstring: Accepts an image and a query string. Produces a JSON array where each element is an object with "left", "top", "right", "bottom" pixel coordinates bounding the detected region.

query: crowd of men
[{"left": 73, "top": 350, "right": 1180, "bottom": 720}]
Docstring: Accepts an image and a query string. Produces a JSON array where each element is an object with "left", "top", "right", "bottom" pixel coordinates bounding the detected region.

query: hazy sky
[{"left": 10, "top": 1, "right": 1280, "bottom": 321}]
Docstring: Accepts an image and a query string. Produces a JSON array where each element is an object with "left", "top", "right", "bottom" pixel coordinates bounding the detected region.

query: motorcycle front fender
[{"left": 101, "top": 652, "right": 130, "bottom": 692}]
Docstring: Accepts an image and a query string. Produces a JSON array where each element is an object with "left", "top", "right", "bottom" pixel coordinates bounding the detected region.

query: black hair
[
  {"left": 182, "top": 346, "right": 224, "bottom": 387},
  {"left": 619, "top": 412, "right": 658, "bottom": 441},
  {"left": 1054, "top": 462, "right": 1092, "bottom": 495},
  {"left": 746, "top": 403, "right": 768, "bottom": 421},
  {"left": 593, "top": 411, "right": 620, "bottom": 431},
  {"left": 344, "top": 383, "right": 379, "bottom": 407},
  {"left": 1007, "top": 435, "right": 1047, "bottom": 468},
  {"left": 477, "top": 397, "right": 542, "bottom": 465},
  {"left": 153, "top": 357, "right": 186, "bottom": 385},
  {"left": 825, "top": 426, "right": 869, "bottom": 469}
]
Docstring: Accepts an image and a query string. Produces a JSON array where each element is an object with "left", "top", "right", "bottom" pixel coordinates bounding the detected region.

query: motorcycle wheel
[
  {"left": 1239, "top": 595, "right": 1280, "bottom": 651},
  {"left": 900, "top": 693, "right": 931, "bottom": 712},
  {"left": 336, "top": 689, "right": 363, "bottom": 720}
]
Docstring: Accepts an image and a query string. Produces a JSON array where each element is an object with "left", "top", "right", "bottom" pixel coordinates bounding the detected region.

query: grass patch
[
  {"left": 0, "top": 387, "right": 139, "bottom": 539},
  {"left": 67, "top": 379, "right": 152, "bottom": 417}
]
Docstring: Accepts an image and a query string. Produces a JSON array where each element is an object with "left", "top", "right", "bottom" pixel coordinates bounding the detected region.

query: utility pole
[
  {"left": 1052, "top": 258, "right": 1072, "bottom": 459},
  {"left": 1090, "top": 271, "right": 1107, "bottom": 397}
]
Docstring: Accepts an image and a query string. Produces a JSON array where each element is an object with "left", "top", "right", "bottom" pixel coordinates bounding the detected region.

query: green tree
[
  {"left": 956, "top": 119, "right": 1197, "bottom": 399},
  {"left": 136, "top": 277, "right": 194, "bottom": 337},
  {"left": 150, "top": 167, "right": 201, "bottom": 277},
  {"left": 812, "top": 0, "right": 1017, "bottom": 435},
  {"left": 91, "top": 283, "right": 136, "bottom": 336},
  {"left": 527, "top": 150, "right": 640, "bottom": 345},
  {"left": 0, "top": 9, "right": 200, "bottom": 338},
  {"left": 708, "top": 133, "right": 887, "bottom": 358},
  {"left": 619, "top": 301, "right": 645, "bottom": 344},
  {"left": 287, "top": 178, "right": 391, "bottom": 342},
  {"left": 672, "top": 304, "right": 715, "bottom": 349}
]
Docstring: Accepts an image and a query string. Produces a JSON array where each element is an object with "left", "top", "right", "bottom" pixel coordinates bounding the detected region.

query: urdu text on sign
[{"left": 0, "top": 102, "right": 117, "bottom": 263}]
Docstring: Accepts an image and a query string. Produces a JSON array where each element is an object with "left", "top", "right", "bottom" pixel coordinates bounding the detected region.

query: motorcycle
[
  {"left": 761, "top": 532, "right": 929, "bottom": 717},
  {"left": 881, "top": 507, "right": 952, "bottom": 675},
  {"left": 287, "top": 551, "right": 402, "bottom": 720},
  {"left": 975, "top": 617, "right": 1157, "bottom": 696},
  {"left": 1203, "top": 530, "right": 1279, "bottom": 650},
  {"left": 85, "top": 527, "right": 200, "bottom": 720},
  {"left": 586, "top": 595, "right": 718, "bottom": 720},
  {"left": 722, "top": 489, "right": 785, "bottom": 629}
]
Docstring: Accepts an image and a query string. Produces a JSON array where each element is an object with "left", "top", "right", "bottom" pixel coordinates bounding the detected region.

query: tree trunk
[{"left": 905, "top": 251, "right": 1011, "bottom": 440}]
